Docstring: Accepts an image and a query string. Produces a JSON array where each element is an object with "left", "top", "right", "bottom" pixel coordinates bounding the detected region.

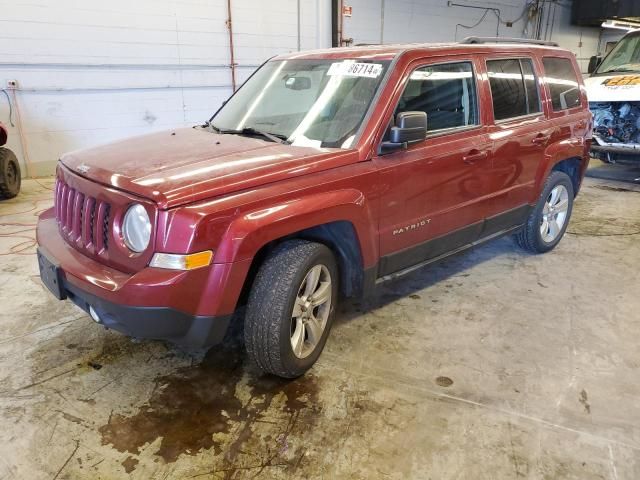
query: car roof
[{"left": 276, "top": 42, "right": 567, "bottom": 62}]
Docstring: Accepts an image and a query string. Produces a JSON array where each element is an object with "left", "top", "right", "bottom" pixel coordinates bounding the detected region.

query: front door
[{"left": 374, "top": 59, "right": 493, "bottom": 277}]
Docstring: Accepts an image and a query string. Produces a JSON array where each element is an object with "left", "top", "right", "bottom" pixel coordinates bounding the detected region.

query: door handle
[
  {"left": 462, "top": 150, "right": 488, "bottom": 165},
  {"left": 532, "top": 134, "right": 550, "bottom": 145}
]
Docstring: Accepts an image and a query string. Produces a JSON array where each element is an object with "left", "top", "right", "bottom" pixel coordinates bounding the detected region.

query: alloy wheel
[
  {"left": 290, "top": 264, "right": 332, "bottom": 359},
  {"left": 540, "top": 184, "right": 569, "bottom": 242}
]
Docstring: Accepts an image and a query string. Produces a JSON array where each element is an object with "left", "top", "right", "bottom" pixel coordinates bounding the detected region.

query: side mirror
[
  {"left": 588, "top": 55, "right": 602, "bottom": 74},
  {"left": 381, "top": 111, "right": 427, "bottom": 152}
]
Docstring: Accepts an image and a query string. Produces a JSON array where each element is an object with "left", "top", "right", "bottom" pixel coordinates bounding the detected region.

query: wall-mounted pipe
[
  {"left": 8, "top": 89, "right": 32, "bottom": 178},
  {"left": 11, "top": 85, "right": 232, "bottom": 93},
  {"left": 338, "top": 0, "right": 342, "bottom": 46},
  {"left": 297, "top": 0, "right": 302, "bottom": 51},
  {"left": 331, "top": 0, "right": 340, "bottom": 47},
  {"left": 450, "top": 2, "right": 500, "bottom": 38},
  {"left": 226, "top": 0, "right": 237, "bottom": 91},
  {"left": 0, "top": 63, "right": 260, "bottom": 70},
  {"left": 534, "top": 0, "right": 544, "bottom": 40},
  {"left": 331, "top": 0, "right": 351, "bottom": 46},
  {"left": 380, "top": 0, "right": 385, "bottom": 44},
  {"left": 548, "top": 1, "right": 557, "bottom": 42}
]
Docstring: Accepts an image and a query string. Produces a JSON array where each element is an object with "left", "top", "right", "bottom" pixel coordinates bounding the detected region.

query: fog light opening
[{"left": 89, "top": 305, "right": 101, "bottom": 324}]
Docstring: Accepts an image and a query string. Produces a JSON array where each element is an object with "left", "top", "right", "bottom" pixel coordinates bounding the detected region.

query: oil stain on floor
[{"left": 98, "top": 333, "right": 320, "bottom": 475}]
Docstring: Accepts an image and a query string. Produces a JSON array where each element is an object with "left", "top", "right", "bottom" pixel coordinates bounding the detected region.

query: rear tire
[
  {"left": 244, "top": 240, "right": 338, "bottom": 378},
  {"left": 0, "top": 148, "right": 20, "bottom": 199},
  {"left": 515, "top": 171, "right": 574, "bottom": 253}
]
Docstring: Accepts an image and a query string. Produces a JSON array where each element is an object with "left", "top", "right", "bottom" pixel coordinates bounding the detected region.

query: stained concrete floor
[{"left": 0, "top": 172, "right": 639, "bottom": 480}]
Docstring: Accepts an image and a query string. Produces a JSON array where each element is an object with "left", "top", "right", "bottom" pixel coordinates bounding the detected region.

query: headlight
[{"left": 122, "top": 203, "right": 151, "bottom": 252}]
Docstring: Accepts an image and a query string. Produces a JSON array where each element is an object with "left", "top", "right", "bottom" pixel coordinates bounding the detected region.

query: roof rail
[{"left": 460, "top": 36, "right": 559, "bottom": 47}]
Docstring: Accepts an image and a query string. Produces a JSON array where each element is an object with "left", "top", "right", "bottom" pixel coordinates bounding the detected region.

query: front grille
[
  {"left": 54, "top": 177, "right": 111, "bottom": 254},
  {"left": 102, "top": 205, "right": 110, "bottom": 250}
]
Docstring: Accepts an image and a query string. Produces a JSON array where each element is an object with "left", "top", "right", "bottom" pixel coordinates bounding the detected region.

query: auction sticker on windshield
[{"left": 328, "top": 62, "right": 383, "bottom": 78}]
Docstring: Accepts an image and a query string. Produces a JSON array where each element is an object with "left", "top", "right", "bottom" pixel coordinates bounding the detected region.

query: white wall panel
[
  {"left": 0, "top": 0, "right": 332, "bottom": 176},
  {"left": 344, "top": 0, "right": 534, "bottom": 45},
  {"left": 0, "top": 0, "right": 598, "bottom": 178},
  {"left": 341, "top": 0, "right": 601, "bottom": 73},
  {"left": 342, "top": 0, "right": 384, "bottom": 45}
]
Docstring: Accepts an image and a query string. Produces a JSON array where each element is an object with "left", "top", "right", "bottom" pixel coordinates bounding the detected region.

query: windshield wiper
[
  {"left": 240, "top": 127, "right": 289, "bottom": 144},
  {"left": 205, "top": 122, "right": 222, "bottom": 133},
  {"left": 215, "top": 126, "right": 289, "bottom": 144}
]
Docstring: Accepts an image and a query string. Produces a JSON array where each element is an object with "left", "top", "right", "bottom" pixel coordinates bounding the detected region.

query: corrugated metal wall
[{"left": 0, "top": 0, "right": 331, "bottom": 177}]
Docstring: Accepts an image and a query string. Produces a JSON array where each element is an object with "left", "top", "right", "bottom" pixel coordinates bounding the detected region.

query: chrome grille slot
[
  {"left": 64, "top": 186, "right": 74, "bottom": 232},
  {"left": 71, "top": 191, "right": 84, "bottom": 240},
  {"left": 54, "top": 177, "right": 111, "bottom": 253},
  {"left": 102, "top": 204, "right": 110, "bottom": 250},
  {"left": 89, "top": 199, "right": 96, "bottom": 245},
  {"left": 82, "top": 196, "right": 95, "bottom": 247}
]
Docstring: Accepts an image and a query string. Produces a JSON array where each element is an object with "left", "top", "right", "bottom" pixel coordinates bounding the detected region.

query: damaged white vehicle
[{"left": 586, "top": 30, "right": 640, "bottom": 163}]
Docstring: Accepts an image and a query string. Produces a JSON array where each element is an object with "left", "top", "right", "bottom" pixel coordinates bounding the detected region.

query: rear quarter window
[{"left": 542, "top": 57, "right": 581, "bottom": 111}]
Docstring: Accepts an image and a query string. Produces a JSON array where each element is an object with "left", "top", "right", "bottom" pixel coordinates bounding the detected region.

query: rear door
[
  {"left": 373, "top": 57, "right": 494, "bottom": 277},
  {"left": 483, "top": 55, "right": 552, "bottom": 233}
]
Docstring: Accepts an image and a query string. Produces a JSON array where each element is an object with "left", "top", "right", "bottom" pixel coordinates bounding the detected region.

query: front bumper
[
  {"left": 63, "top": 269, "right": 232, "bottom": 348},
  {"left": 590, "top": 144, "right": 640, "bottom": 155},
  {"left": 590, "top": 144, "right": 640, "bottom": 163},
  {"left": 36, "top": 208, "right": 251, "bottom": 348},
  {"left": 37, "top": 244, "right": 232, "bottom": 348}
]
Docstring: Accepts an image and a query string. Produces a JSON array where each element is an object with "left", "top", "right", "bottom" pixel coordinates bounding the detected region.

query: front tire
[
  {"left": 244, "top": 240, "right": 338, "bottom": 378},
  {"left": 515, "top": 170, "right": 574, "bottom": 253}
]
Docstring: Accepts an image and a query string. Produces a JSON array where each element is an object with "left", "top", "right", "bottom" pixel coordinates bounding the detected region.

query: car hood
[
  {"left": 60, "top": 128, "right": 356, "bottom": 209},
  {"left": 584, "top": 74, "right": 640, "bottom": 102}
]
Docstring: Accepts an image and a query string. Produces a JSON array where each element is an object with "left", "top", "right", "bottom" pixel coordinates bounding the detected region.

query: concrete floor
[
  {"left": 586, "top": 159, "right": 640, "bottom": 185},
  {"left": 0, "top": 170, "right": 639, "bottom": 480}
]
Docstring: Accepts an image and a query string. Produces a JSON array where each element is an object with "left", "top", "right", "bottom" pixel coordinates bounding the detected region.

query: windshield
[
  {"left": 596, "top": 32, "right": 640, "bottom": 74},
  {"left": 210, "top": 59, "right": 391, "bottom": 149}
]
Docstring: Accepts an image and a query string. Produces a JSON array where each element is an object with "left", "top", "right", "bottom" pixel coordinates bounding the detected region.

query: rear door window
[
  {"left": 521, "top": 59, "right": 541, "bottom": 114},
  {"left": 542, "top": 57, "right": 581, "bottom": 111},
  {"left": 487, "top": 58, "right": 540, "bottom": 121}
]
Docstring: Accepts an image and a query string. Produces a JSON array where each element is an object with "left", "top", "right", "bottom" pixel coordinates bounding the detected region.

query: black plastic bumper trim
[{"left": 63, "top": 281, "right": 232, "bottom": 349}]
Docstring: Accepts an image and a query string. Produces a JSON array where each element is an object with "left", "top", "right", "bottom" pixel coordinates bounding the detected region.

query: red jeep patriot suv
[{"left": 37, "top": 38, "right": 592, "bottom": 378}]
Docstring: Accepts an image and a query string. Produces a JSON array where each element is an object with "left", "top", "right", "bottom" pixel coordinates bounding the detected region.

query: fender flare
[{"left": 213, "top": 188, "right": 378, "bottom": 267}]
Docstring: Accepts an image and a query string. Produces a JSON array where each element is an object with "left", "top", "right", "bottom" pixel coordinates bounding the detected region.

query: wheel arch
[
  {"left": 538, "top": 138, "right": 589, "bottom": 198},
  {"left": 238, "top": 221, "right": 366, "bottom": 305},
  {"left": 551, "top": 157, "right": 583, "bottom": 197},
  {"left": 215, "top": 189, "right": 377, "bottom": 305}
]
